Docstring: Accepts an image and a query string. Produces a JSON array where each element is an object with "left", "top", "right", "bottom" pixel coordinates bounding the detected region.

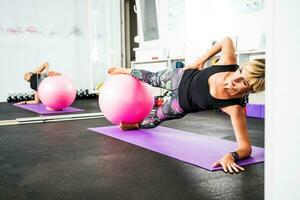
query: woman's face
[
  {"left": 24, "top": 72, "right": 32, "bottom": 82},
  {"left": 229, "top": 67, "right": 251, "bottom": 93}
]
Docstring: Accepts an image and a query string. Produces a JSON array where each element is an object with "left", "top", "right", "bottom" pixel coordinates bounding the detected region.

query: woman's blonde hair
[{"left": 242, "top": 58, "right": 265, "bottom": 93}]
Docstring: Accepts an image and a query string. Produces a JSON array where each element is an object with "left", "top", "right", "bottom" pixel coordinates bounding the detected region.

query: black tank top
[
  {"left": 30, "top": 73, "right": 41, "bottom": 91},
  {"left": 178, "top": 64, "right": 246, "bottom": 113}
]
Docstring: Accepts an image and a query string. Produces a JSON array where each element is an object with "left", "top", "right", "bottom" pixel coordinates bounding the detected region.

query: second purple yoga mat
[
  {"left": 88, "top": 126, "right": 264, "bottom": 171},
  {"left": 14, "top": 103, "right": 84, "bottom": 115}
]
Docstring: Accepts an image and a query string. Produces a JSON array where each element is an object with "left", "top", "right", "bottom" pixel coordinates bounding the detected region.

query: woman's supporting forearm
[
  {"left": 26, "top": 99, "right": 40, "bottom": 104},
  {"left": 235, "top": 146, "right": 252, "bottom": 160}
]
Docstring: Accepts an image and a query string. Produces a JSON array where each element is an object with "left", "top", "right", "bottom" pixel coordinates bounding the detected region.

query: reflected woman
[{"left": 17, "top": 62, "right": 61, "bottom": 105}]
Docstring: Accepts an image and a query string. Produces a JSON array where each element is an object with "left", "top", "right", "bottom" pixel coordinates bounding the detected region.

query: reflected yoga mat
[
  {"left": 88, "top": 126, "right": 264, "bottom": 171},
  {"left": 14, "top": 103, "right": 84, "bottom": 115}
]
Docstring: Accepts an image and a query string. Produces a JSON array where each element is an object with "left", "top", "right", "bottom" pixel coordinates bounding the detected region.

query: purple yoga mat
[
  {"left": 14, "top": 103, "right": 84, "bottom": 115},
  {"left": 88, "top": 126, "right": 264, "bottom": 171}
]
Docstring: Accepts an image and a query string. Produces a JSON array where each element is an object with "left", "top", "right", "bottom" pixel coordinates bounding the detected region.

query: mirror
[{"left": 0, "top": 0, "right": 122, "bottom": 122}]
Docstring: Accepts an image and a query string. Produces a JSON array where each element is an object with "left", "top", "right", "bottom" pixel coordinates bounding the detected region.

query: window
[{"left": 136, "top": 0, "right": 159, "bottom": 43}]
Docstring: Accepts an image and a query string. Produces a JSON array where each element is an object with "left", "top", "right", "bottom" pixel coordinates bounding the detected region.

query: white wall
[
  {"left": 89, "top": 0, "right": 122, "bottom": 88},
  {"left": 265, "top": 0, "right": 300, "bottom": 199},
  {"left": 0, "top": 0, "right": 122, "bottom": 102},
  {"left": 134, "top": 0, "right": 186, "bottom": 60},
  {"left": 185, "top": 0, "right": 267, "bottom": 65},
  {"left": 185, "top": 0, "right": 210, "bottom": 65},
  {"left": 157, "top": 0, "right": 186, "bottom": 58}
]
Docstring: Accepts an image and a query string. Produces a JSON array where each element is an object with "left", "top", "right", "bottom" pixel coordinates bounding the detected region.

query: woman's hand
[
  {"left": 108, "top": 67, "right": 120, "bottom": 74},
  {"left": 212, "top": 153, "right": 245, "bottom": 173},
  {"left": 108, "top": 67, "right": 131, "bottom": 75}
]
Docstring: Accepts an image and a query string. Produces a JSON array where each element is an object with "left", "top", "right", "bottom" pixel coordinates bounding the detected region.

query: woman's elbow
[
  {"left": 34, "top": 100, "right": 40, "bottom": 104},
  {"left": 34, "top": 96, "right": 40, "bottom": 103},
  {"left": 223, "top": 36, "right": 233, "bottom": 42},
  {"left": 245, "top": 146, "right": 252, "bottom": 157}
]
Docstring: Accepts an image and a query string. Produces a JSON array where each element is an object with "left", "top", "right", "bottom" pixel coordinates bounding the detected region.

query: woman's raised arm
[{"left": 186, "top": 37, "right": 236, "bottom": 70}]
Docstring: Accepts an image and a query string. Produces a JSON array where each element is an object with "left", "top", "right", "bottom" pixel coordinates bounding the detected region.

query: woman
[
  {"left": 108, "top": 37, "right": 265, "bottom": 173},
  {"left": 17, "top": 62, "right": 61, "bottom": 104}
]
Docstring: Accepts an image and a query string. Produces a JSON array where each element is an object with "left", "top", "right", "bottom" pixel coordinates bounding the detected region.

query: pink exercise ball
[
  {"left": 99, "top": 75, "right": 154, "bottom": 125},
  {"left": 38, "top": 76, "right": 76, "bottom": 110}
]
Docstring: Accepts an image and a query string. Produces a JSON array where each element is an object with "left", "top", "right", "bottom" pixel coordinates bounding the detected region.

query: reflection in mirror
[
  {"left": 0, "top": 0, "right": 122, "bottom": 122},
  {"left": 36, "top": 62, "right": 52, "bottom": 113}
]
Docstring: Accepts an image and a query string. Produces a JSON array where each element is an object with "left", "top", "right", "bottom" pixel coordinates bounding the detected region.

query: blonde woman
[
  {"left": 18, "top": 62, "right": 61, "bottom": 105},
  {"left": 108, "top": 37, "right": 265, "bottom": 174}
]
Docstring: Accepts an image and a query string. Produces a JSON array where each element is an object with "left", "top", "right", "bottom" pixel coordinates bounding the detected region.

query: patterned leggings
[{"left": 131, "top": 68, "right": 186, "bottom": 128}]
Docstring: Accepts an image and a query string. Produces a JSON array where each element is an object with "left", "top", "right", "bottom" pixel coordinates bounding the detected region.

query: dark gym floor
[{"left": 0, "top": 110, "right": 264, "bottom": 200}]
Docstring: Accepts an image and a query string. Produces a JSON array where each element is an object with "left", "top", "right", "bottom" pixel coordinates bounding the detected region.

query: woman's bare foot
[
  {"left": 45, "top": 106, "right": 63, "bottom": 111},
  {"left": 48, "top": 71, "right": 62, "bottom": 76},
  {"left": 119, "top": 122, "right": 139, "bottom": 131},
  {"left": 108, "top": 67, "right": 131, "bottom": 75},
  {"left": 45, "top": 106, "right": 56, "bottom": 111}
]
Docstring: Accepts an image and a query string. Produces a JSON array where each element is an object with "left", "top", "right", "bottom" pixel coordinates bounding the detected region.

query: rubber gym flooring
[{"left": 0, "top": 100, "right": 264, "bottom": 200}]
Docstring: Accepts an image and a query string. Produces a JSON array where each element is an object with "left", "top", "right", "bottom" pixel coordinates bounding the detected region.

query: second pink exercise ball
[
  {"left": 99, "top": 75, "right": 154, "bottom": 125},
  {"left": 38, "top": 76, "right": 76, "bottom": 110}
]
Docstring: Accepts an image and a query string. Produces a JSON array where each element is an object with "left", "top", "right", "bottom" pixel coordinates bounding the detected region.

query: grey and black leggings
[{"left": 131, "top": 68, "right": 186, "bottom": 128}]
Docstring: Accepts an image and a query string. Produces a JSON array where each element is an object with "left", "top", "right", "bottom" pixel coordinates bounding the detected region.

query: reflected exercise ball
[{"left": 38, "top": 76, "right": 76, "bottom": 110}]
